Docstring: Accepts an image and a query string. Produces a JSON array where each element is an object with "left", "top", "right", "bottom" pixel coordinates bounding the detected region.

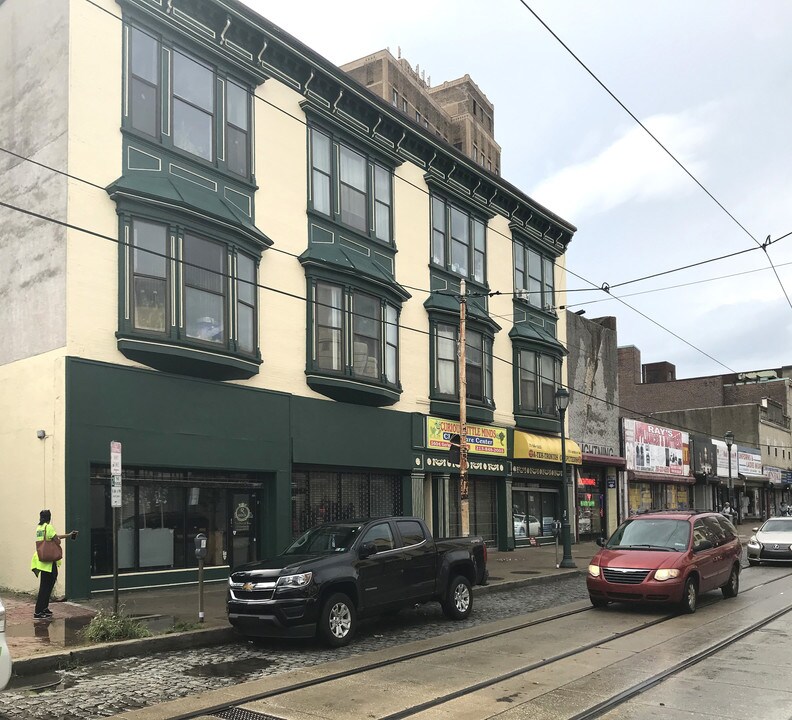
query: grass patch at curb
[{"left": 79, "top": 609, "right": 152, "bottom": 643}]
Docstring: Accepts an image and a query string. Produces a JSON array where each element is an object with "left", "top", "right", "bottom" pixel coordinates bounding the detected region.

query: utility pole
[{"left": 459, "top": 280, "right": 470, "bottom": 536}]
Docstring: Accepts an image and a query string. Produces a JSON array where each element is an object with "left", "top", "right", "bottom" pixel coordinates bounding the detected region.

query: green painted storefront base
[{"left": 90, "top": 565, "right": 229, "bottom": 593}]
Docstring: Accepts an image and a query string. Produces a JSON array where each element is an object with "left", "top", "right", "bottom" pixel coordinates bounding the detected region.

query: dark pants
[{"left": 35, "top": 564, "right": 58, "bottom": 614}]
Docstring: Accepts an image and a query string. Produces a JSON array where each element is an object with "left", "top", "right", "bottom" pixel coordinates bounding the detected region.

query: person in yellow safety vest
[{"left": 30, "top": 510, "right": 78, "bottom": 620}]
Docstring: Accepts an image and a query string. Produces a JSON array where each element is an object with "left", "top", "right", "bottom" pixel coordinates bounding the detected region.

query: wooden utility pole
[{"left": 459, "top": 280, "right": 470, "bottom": 536}]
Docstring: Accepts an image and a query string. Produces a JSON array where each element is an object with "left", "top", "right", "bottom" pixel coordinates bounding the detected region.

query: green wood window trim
[
  {"left": 514, "top": 237, "right": 556, "bottom": 313},
  {"left": 513, "top": 343, "right": 563, "bottom": 420},
  {"left": 428, "top": 318, "right": 495, "bottom": 411},
  {"left": 430, "top": 194, "right": 488, "bottom": 285},
  {"left": 123, "top": 19, "right": 255, "bottom": 184},
  {"left": 307, "top": 122, "right": 395, "bottom": 245},
  {"left": 306, "top": 276, "right": 402, "bottom": 406},
  {"left": 117, "top": 210, "right": 262, "bottom": 379}
]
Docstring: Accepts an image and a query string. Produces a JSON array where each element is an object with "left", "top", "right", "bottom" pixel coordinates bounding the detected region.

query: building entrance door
[{"left": 229, "top": 492, "right": 257, "bottom": 568}]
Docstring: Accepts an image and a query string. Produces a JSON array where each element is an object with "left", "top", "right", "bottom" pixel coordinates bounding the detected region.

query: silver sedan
[{"left": 747, "top": 517, "right": 792, "bottom": 565}]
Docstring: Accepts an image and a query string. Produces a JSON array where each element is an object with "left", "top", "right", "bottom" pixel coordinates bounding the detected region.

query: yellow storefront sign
[
  {"left": 514, "top": 431, "right": 582, "bottom": 465},
  {"left": 426, "top": 417, "right": 508, "bottom": 457}
]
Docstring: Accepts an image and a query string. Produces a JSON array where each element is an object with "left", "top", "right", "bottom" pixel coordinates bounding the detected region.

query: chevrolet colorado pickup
[{"left": 227, "top": 516, "right": 488, "bottom": 646}]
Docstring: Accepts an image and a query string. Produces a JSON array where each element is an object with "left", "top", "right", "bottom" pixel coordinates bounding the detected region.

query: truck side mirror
[
  {"left": 359, "top": 541, "right": 377, "bottom": 559},
  {"left": 194, "top": 533, "right": 208, "bottom": 560}
]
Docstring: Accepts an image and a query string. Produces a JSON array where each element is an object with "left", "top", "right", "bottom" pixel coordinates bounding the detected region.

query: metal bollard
[{"left": 0, "top": 598, "right": 12, "bottom": 691}]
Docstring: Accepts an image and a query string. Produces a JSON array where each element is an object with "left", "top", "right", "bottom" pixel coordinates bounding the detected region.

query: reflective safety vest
[{"left": 31, "top": 523, "right": 60, "bottom": 573}]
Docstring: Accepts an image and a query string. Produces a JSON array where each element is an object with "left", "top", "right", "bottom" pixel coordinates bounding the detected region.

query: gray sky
[{"left": 244, "top": 0, "right": 792, "bottom": 379}]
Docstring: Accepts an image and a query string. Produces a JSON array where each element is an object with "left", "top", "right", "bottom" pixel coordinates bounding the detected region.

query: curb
[
  {"left": 11, "top": 626, "right": 236, "bottom": 677},
  {"left": 474, "top": 568, "right": 584, "bottom": 595}
]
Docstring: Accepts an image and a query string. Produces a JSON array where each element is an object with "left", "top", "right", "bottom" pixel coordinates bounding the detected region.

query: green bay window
[
  {"left": 517, "top": 348, "right": 561, "bottom": 417},
  {"left": 515, "top": 240, "right": 555, "bottom": 311},
  {"left": 121, "top": 214, "right": 261, "bottom": 379},
  {"left": 309, "top": 278, "right": 401, "bottom": 404},
  {"left": 125, "top": 23, "right": 253, "bottom": 180},
  {"left": 431, "top": 196, "right": 487, "bottom": 284},
  {"left": 432, "top": 323, "right": 493, "bottom": 406},
  {"left": 308, "top": 126, "right": 393, "bottom": 243}
]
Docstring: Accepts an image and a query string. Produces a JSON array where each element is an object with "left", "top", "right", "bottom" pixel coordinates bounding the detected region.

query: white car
[
  {"left": 747, "top": 517, "right": 792, "bottom": 565},
  {"left": 513, "top": 514, "right": 541, "bottom": 538},
  {"left": 0, "top": 598, "right": 12, "bottom": 691}
]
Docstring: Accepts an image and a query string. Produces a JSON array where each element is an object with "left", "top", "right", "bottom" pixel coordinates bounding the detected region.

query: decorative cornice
[{"left": 123, "top": 0, "right": 576, "bottom": 244}]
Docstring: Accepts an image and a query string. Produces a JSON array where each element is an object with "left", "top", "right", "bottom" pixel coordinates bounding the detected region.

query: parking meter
[
  {"left": 0, "top": 598, "right": 12, "bottom": 691},
  {"left": 194, "top": 534, "right": 207, "bottom": 623},
  {"left": 552, "top": 520, "right": 562, "bottom": 568},
  {"left": 194, "top": 533, "right": 208, "bottom": 560}
]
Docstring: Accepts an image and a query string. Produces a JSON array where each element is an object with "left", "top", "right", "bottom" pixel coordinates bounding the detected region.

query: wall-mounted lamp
[
  {"left": 36, "top": 430, "right": 46, "bottom": 440},
  {"left": 574, "top": 309, "right": 586, "bottom": 316}
]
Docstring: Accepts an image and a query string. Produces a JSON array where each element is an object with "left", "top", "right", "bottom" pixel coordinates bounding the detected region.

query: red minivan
[{"left": 587, "top": 510, "right": 741, "bottom": 613}]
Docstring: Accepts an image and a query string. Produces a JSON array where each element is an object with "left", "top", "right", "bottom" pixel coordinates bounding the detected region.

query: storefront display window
[
  {"left": 90, "top": 466, "right": 261, "bottom": 576},
  {"left": 512, "top": 487, "right": 558, "bottom": 539},
  {"left": 447, "top": 476, "right": 497, "bottom": 543},
  {"left": 576, "top": 474, "right": 603, "bottom": 540},
  {"left": 628, "top": 482, "right": 690, "bottom": 515}
]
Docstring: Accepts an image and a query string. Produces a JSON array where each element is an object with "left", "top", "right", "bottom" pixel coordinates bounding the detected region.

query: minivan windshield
[
  {"left": 283, "top": 523, "right": 363, "bottom": 555},
  {"left": 606, "top": 518, "right": 690, "bottom": 552}
]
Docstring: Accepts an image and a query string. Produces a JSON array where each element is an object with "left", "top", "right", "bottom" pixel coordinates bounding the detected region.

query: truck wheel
[
  {"left": 318, "top": 592, "right": 356, "bottom": 647},
  {"left": 442, "top": 575, "right": 472, "bottom": 620}
]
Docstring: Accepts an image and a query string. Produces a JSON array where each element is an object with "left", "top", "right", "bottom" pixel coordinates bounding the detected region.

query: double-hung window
[
  {"left": 128, "top": 217, "right": 257, "bottom": 355},
  {"left": 126, "top": 25, "right": 252, "bottom": 179},
  {"left": 309, "top": 128, "right": 393, "bottom": 242},
  {"left": 515, "top": 241, "right": 555, "bottom": 311},
  {"left": 431, "top": 196, "right": 487, "bottom": 284},
  {"left": 433, "top": 324, "right": 493, "bottom": 405},
  {"left": 312, "top": 281, "right": 399, "bottom": 385},
  {"left": 517, "top": 349, "right": 561, "bottom": 415},
  {"left": 129, "top": 27, "right": 159, "bottom": 138}
]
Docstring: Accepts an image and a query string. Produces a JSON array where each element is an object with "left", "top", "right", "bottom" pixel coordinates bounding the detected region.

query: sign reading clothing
[{"left": 426, "top": 417, "right": 508, "bottom": 456}]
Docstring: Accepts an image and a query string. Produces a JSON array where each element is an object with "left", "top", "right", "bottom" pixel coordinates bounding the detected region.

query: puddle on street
[{"left": 183, "top": 657, "right": 273, "bottom": 678}]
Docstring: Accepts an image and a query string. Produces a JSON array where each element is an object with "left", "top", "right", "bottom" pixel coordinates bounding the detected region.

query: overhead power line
[
  {"left": 2, "top": 0, "right": 766, "bottom": 379},
  {"left": 517, "top": 0, "right": 792, "bottom": 310},
  {"left": 5, "top": 195, "right": 789, "bottom": 450}
]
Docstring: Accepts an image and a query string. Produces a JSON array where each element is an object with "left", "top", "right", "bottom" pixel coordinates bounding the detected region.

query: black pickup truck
[{"left": 227, "top": 516, "right": 488, "bottom": 646}]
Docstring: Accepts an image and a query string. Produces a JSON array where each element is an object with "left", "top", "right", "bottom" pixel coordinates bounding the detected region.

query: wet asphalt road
[{"left": 0, "top": 575, "right": 589, "bottom": 720}]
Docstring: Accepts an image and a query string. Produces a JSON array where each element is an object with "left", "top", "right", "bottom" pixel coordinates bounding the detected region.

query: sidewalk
[{"left": 2, "top": 539, "right": 597, "bottom": 674}]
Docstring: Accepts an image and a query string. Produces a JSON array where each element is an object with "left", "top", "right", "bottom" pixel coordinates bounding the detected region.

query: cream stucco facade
[{"left": 0, "top": 0, "right": 577, "bottom": 597}]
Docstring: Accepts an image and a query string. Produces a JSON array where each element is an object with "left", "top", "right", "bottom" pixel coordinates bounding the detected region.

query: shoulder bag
[{"left": 36, "top": 529, "right": 62, "bottom": 563}]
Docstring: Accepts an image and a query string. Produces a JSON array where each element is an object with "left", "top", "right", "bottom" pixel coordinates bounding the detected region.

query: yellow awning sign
[{"left": 514, "top": 431, "right": 582, "bottom": 465}]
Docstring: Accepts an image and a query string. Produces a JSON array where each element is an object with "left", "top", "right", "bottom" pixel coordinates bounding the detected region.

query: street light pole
[
  {"left": 555, "top": 387, "right": 576, "bottom": 569},
  {"left": 725, "top": 431, "right": 736, "bottom": 524}
]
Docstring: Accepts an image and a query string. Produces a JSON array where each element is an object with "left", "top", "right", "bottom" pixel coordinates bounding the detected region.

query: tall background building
[{"left": 342, "top": 49, "right": 501, "bottom": 175}]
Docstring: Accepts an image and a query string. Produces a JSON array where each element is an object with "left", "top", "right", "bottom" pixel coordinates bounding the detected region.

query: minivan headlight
[
  {"left": 276, "top": 572, "right": 313, "bottom": 589},
  {"left": 588, "top": 564, "right": 601, "bottom": 578},
  {"left": 654, "top": 568, "right": 681, "bottom": 581}
]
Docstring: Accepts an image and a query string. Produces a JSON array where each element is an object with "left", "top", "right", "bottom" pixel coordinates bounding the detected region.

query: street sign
[
  {"left": 110, "top": 441, "right": 122, "bottom": 476},
  {"left": 111, "top": 475, "right": 122, "bottom": 508}
]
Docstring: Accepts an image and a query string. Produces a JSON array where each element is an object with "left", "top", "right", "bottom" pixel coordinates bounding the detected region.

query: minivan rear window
[{"left": 607, "top": 518, "right": 690, "bottom": 552}]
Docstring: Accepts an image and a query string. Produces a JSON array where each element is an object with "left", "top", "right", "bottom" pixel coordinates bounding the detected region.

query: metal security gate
[
  {"left": 447, "top": 475, "right": 497, "bottom": 543},
  {"left": 291, "top": 469, "right": 402, "bottom": 536}
]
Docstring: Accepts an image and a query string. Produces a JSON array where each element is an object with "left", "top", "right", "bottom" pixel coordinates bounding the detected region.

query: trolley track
[{"left": 159, "top": 567, "right": 792, "bottom": 720}]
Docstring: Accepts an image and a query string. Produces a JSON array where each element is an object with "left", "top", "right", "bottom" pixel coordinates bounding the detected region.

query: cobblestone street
[{"left": 0, "top": 576, "right": 588, "bottom": 720}]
